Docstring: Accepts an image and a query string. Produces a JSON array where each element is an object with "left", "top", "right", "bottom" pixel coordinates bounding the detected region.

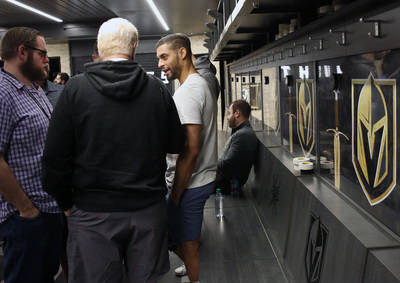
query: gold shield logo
[
  {"left": 297, "top": 79, "right": 315, "bottom": 156},
  {"left": 352, "top": 73, "right": 396, "bottom": 206}
]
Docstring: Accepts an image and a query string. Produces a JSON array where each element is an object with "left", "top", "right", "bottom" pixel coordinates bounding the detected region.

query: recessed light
[
  {"left": 144, "top": 0, "right": 169, "bottom": 31},
  {"left": 6, "top": 0, "right": 63, "bottom": 23}
]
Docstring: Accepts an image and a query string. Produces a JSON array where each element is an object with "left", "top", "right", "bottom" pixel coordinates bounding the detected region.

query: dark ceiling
[{"left": 0, "top": 0, "right": 218, "bottom": 40}]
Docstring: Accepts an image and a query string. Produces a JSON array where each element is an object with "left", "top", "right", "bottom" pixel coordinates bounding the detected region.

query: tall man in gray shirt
[{"left": 157, "top": 34, "right": 217, "bottom": 283}]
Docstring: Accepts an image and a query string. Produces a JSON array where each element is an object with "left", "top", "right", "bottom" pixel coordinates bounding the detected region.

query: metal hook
[
  {"left": 359, "top": 17, "right": 382, "bottom": 38},
  {"left": 262, "top": 56, "right": 267, "bottom": 64},
  {"left": 274, "top": 51, "right": 283, "bottom": 60},
  {"left": 252, "top": 0, "right": 260, "bottom": 8},
  {"left": 294, "top": 42, "right": 306, "bottom": 55},
  {"left": 329, "top": 29, "right": 346, "bottom": 46},
  {"left": 284, "top": 47, "right": 294, "bottom": 57},
  {"left": 308, "top": 36, "right": 324, "bottom": 51}
]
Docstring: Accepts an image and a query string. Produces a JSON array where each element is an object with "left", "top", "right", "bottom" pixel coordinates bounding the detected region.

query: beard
[
  {"left": 228, "top": 117, "right": 236, "bottom": 128},
  {"left": 20, "top": 52, "right": 47, "bottom": 82},
  {"left": 166, "top": 56, "right": 181, "bottom": 81}
]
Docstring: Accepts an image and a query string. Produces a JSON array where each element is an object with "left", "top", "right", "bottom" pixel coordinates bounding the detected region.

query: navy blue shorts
[{"left": 167, "top": 182, "right": 214, "bottom": 242}]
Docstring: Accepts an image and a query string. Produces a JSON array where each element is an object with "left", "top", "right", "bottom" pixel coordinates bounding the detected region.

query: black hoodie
[{"left": 43, "top": 61, "right": 184, "bottom": 212}]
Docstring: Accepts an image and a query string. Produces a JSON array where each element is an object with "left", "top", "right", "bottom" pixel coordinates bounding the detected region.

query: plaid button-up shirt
[{"left": 0, "top": 69, "right": 60, "bottom": 223}]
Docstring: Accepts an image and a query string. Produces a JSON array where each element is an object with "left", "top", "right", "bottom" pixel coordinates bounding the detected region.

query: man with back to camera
[
  {"left": 0, "top": 27, "right": 64, "bottom": 283},
  {"left": 53, "top": 72, "right": 69, "bottom": 85},
  {"left": 217, "top": 99, "right": 259, "bottom": 194},
  {"left": 157, "top": 33, "right": 217, "bottom": 283},
  {"left": 42, "top": 18, "right": 185, "bottom": 283}
]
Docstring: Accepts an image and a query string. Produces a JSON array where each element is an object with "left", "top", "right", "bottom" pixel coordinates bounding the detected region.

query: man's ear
[
  {"left": 178, "top": 47, "right": 187, "bottom": 60},
  {"left": 16, "top": 44, "right": 28, "bottom": 61},
  {"left": 234, "top": 110, "right": 241, "bottom": 118},
  {"left": 131, "top": 42, "right": 138, "bottom": 59}
]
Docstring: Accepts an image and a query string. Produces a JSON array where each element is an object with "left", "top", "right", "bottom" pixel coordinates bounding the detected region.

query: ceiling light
[
  {"left": 144, "top": 0, "right": 169, "bottom": 31},
  {"left": 6, "top": 0, "right": 63, "bottom": 23}
]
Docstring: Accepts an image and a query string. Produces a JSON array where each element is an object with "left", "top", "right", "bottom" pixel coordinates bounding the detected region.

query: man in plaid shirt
[{"left": 0, "top": 27, "right": 64, "bottom": 283}]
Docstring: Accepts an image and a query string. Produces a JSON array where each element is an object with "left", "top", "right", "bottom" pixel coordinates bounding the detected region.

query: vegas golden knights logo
[
  {"left": 352, "top": 73, "right": 396, "bottom": 206},
  {"left": 305, "top": 216, "right": 328, "bottom": 283},
  {"left": 297, "top": 79, "right": 315, "bottom": 156}
]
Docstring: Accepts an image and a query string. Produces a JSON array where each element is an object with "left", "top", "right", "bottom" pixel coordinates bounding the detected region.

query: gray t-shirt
[{"left": 166, "top": 73, "right": 217, "bottom": 189}]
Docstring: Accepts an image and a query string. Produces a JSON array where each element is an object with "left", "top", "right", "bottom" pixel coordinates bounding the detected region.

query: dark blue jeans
[{"left": 0, "top": 212, "right": 64, "bottom": 283}]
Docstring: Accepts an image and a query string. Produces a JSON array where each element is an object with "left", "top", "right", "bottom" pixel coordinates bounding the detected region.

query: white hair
[{"left": 97, "top": 18, "right": 138, "bottom": 58}]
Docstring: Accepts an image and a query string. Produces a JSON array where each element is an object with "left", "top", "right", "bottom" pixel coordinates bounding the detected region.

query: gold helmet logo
[
  {"left": 352, "top": 73, "right": 396, "bottom": 206},
  {"left": 357, "top": 75, "right": 388, "bottom": 187},
  {"left": 297, "top": 79, "right": 315, "bottom": 156}
]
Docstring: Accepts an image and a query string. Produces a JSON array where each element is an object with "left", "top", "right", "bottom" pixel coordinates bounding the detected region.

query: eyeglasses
[{"left": 24, "top": 45, "right": 48, "bottom": 59}]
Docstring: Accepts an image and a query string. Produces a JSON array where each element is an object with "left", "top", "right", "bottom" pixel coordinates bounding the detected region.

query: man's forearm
[
  {"left": 171, "top": 151, "right": 198, "bottom": 204},
  {"left": 0, "top": 156, "right": 37, "bottom": 217},
  {"left": 171, "top": 124, "right": 201, "bottom": 204}
]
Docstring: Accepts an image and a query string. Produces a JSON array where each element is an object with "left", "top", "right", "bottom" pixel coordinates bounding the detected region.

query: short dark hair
[
  {"left": 156, "top": 33, "right": 192, "bottom": 58},
  {"left": 58, "top": 72, "right": 69, "bottom": 83},
  {"left": 0, "top": 27, "right": 42, "bottom": 61},
  {"left": 231, "top": 100, "right": 251, "bottom": 119}
]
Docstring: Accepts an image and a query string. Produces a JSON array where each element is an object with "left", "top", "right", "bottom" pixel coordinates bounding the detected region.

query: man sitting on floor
[{"left": 216, "top": 99, "right": 259, "bottom": 194}]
